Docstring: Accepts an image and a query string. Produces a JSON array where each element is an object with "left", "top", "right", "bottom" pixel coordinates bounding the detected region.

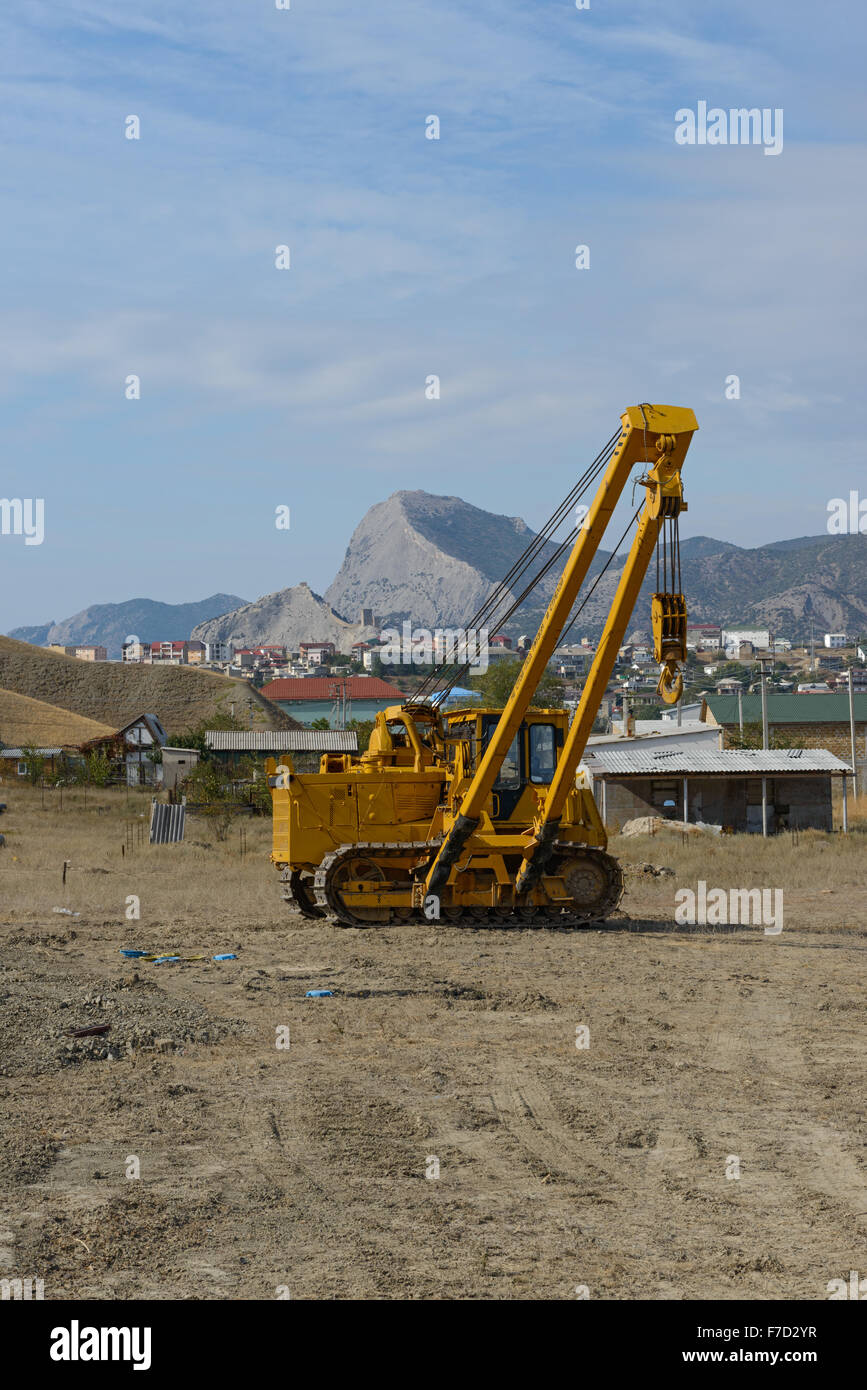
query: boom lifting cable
[
  {"left": 413, "top": 428, "right": 621, "bottom": 702},
  {"left": 417, "top": 509, "right": 603, "bottom": 701},
  {"left": 416, "top": 466, "right": 620, "bottom": 702},
  {"left": 415, "top": 430, "right": 619, "bottom": 696},
  {"left": 430, "top": 502, "right": 643, "bottom": 701}
]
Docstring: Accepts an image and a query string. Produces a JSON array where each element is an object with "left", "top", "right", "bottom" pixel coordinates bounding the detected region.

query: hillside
[
  {"left": 0, "top": 637, "right": 297, "bottom": 733},
  {"left": 8, "top": 593, "right": 246, "bottom": 659},
  {"left": 0, "top": 689, "right": 115, "bottom": 748},
  {"left": 192, "top": 582, "right": 379, "bottom": 655}
]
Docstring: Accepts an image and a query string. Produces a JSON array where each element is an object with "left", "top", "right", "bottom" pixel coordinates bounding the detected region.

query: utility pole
[
  {"left": 759, "top": 660, "right": 770, "bottom": 750},
  {"left": 738, "top": 688, "right": 744, "bottom": 738},
  {"left": 849, "top": 665, "right": 858, "bottom": 803},
  {"left": 759, "top": 660, "right": 771, "bottom": 838}
]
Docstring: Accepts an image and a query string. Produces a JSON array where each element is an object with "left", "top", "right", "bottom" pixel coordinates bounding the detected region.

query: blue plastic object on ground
[
  {"left": 306, "top": 989, "right": 333, "bottom": 998},
  {"left": 153, "top": 955, "right": 181, "bottom": 964},
  {"left": 119, "top": 949, "right": 149, "bottom": 958},
  {"left": 213, "top": 953, "right": 237, "bottom": 961}
]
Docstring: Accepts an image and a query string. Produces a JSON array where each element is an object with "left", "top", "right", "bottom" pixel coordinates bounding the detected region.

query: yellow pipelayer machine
[{"left": 269, "top": 403, "right": 698, "bottom": 925}]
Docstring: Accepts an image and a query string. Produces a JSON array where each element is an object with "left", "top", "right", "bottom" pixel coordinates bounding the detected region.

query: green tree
[
  {"left": 310, "top": 717, "right": 331, "bottom": 730},
  {"left": 179, "top": 760, "right": 240, "bottom": 839},
  {"left": 470, "top": 659, "right": 565, "bottom": 708},
  {"left": 163, "top": 714, "right": 246, "bottom": 761},
  {"left": 346, "top": 717, "right": 375, "bottom": 752},
  {"left": 20, "top": 744, "right": 46, "bottom": 785},
  {"left": 85, "top": 749, "right": 113, "bottom": 786}
]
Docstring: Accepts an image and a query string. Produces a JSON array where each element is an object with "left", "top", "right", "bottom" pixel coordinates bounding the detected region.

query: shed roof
[
  {"left": 582, "top": 747, "right": 850, "bottom": 777},
  {"left": 0, "top": 747, "right": 62, "bottom": 758},
  {"left": 205, "top": 730, "right": 358, "bottom": 751}
]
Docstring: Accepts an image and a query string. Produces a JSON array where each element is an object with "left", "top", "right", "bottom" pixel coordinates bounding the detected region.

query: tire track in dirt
[{"left": 697, "top": 942, "right": 867, "bottom": 1294}]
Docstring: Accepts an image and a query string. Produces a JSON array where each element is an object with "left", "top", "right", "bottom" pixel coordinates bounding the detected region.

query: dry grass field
[
  {"left": 0, "top": 635, "right": 294, "bottom": 733},
  {"left": 0, "top": 688, "right": 115, "bottom": 747},
  {"left": 0, "top": 783, "right": 864, "bottom": 1300}
]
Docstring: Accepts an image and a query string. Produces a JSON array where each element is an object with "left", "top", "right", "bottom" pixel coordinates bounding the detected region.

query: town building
[
  {"left": 48, "top": 644, "right": 108, "bottom": 662},
  {"left": 299, "top": 641, "right": 336, "bottom": 668},
  {"left": 592, "top": 718, "right": 718, "bottom": 749},
  {"left": 701, "top": 692, "right": 867, "bottom": 794},
  {"left": 583, "top": 746, "right": 850, "bottom": 833},
  {"left": 0, "top": 747, "right": 63, "bottom": 778},
  {"left": 148, "top": 641, "right": 196, "bottom": 665},
  {"left": 205, "top": 641, "right": 233, "bottom": 664},
  {"left": 160, "top": 747, "right": 201, "bottom": 790},
  {"left": 824, "top": 633, "right": 848, "bottom": 648},
  {"left": 79, "top": 714, "right": 168, "bottom": 786},
  {"left": 722, "top": 627, "right": 770, "bottom": 656},
  {"left": 686, "top": 624, "right": 721, "bottom": 649},
  {"left": 260, "top": 675, "right": 406, "bottom": 726}
]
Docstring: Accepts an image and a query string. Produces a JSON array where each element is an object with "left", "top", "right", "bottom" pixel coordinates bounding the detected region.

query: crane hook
[{"left": 656, "top": 661, "right": 683, "bottom": 705}]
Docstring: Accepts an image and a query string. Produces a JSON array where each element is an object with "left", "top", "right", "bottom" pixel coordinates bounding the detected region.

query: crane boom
[
  {"left": 514, "top": 407, "right": 697, "bottom": 893},
  {"left": 425, "top": 403, "right": 697, "bottom": 903}
]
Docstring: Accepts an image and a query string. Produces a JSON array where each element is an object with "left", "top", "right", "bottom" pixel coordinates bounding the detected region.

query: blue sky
[{"left": 1, "top": 0, "right": 864, "bottom": 630}]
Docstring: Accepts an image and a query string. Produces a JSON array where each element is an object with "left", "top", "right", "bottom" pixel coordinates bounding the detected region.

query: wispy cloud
[{"left": 0, "top": 0, "right": 864, "bottom": 627}]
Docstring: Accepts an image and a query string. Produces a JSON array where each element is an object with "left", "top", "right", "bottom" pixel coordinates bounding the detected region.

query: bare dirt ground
[{"left": 0, "top": 785, "right": 864, "bottom": 1300}]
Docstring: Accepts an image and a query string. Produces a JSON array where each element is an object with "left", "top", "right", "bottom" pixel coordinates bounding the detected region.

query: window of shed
[{"left": 650, "top": 780, "right": 679, "bottom": 808}]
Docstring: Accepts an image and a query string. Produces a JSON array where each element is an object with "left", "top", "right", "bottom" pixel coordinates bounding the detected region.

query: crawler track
[
  {"left": 280, "top": 866, "right": 324, "bottom": 919},
  {"left": 308, "top": 841, "right": 624, "bottom": 928}
]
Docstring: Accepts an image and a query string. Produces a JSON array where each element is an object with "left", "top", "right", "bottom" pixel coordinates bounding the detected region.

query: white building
[
  {"left": 824, "top": 633, "right": 847, "bottom": 649},
  {"left": 205, "top": 641, "right": 233, "bottom": 663},
  {"left": 721, "top": 627, "right": 770, "bottom": 655}
]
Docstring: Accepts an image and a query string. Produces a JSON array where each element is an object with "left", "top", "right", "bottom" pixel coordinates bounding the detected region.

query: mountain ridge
[
  {"left": 5, "top": 495, "right": 866, "bottom": 653},
  {"left": 8, "top": 594, "right": 247, "bottom": 660}
]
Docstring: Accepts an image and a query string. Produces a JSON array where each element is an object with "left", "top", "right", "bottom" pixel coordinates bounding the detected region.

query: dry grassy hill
[
  {"left": 0, "top": 637, "right": 297, "bottom": 734},
  {"left": 0, "top": 688, "right": 115, "bottom": 747}
]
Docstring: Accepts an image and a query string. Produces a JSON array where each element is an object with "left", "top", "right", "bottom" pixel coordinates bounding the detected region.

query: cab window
[
  {"left": 481, "top": 718, "right": 523, "bottom": 790},
  {"left": 528, "top": 724, "right": 556, "bottom": 783},
  {"left": 495, "top": 731, "right": 521, "bottom": 790}
]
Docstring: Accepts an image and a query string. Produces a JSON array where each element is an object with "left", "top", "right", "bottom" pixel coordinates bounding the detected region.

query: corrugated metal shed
[
  {"left": 582, "top": 748, "right": 851, "bottom": 777},
  {"left": 205, "top": 730, "right": 358, "bottom": 752},
  {"left": 149, "top": 800, "right": 186, "bottom": 844},
  {"left": 0, "top": 747, "right": 62, "bottom": 758}
]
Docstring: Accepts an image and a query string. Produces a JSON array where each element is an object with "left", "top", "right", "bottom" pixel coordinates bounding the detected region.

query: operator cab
[{"left": 443, "top": 706, "right": 568, "bottom": 822}]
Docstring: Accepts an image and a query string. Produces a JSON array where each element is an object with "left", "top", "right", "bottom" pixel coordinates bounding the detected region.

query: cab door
[{"left": 481, "top": 717, "right": 524, "bottom": 820}]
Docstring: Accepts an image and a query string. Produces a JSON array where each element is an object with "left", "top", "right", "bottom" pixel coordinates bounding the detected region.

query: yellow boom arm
[
  {"left": 514, "top": 408, "right": 697, "bottom": 893},
  {"left": 425, "top": 403, "right": 698, "bottom": 903}
]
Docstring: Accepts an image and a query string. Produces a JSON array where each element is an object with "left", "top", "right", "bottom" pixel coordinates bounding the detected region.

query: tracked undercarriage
[{"left": 284, "top": 840, "right": 623, "bottom": 928}]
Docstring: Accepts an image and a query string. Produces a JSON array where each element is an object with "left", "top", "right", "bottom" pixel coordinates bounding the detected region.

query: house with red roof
[{"left": 260, "top": 675, "right": 406, "bottom": 726}]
